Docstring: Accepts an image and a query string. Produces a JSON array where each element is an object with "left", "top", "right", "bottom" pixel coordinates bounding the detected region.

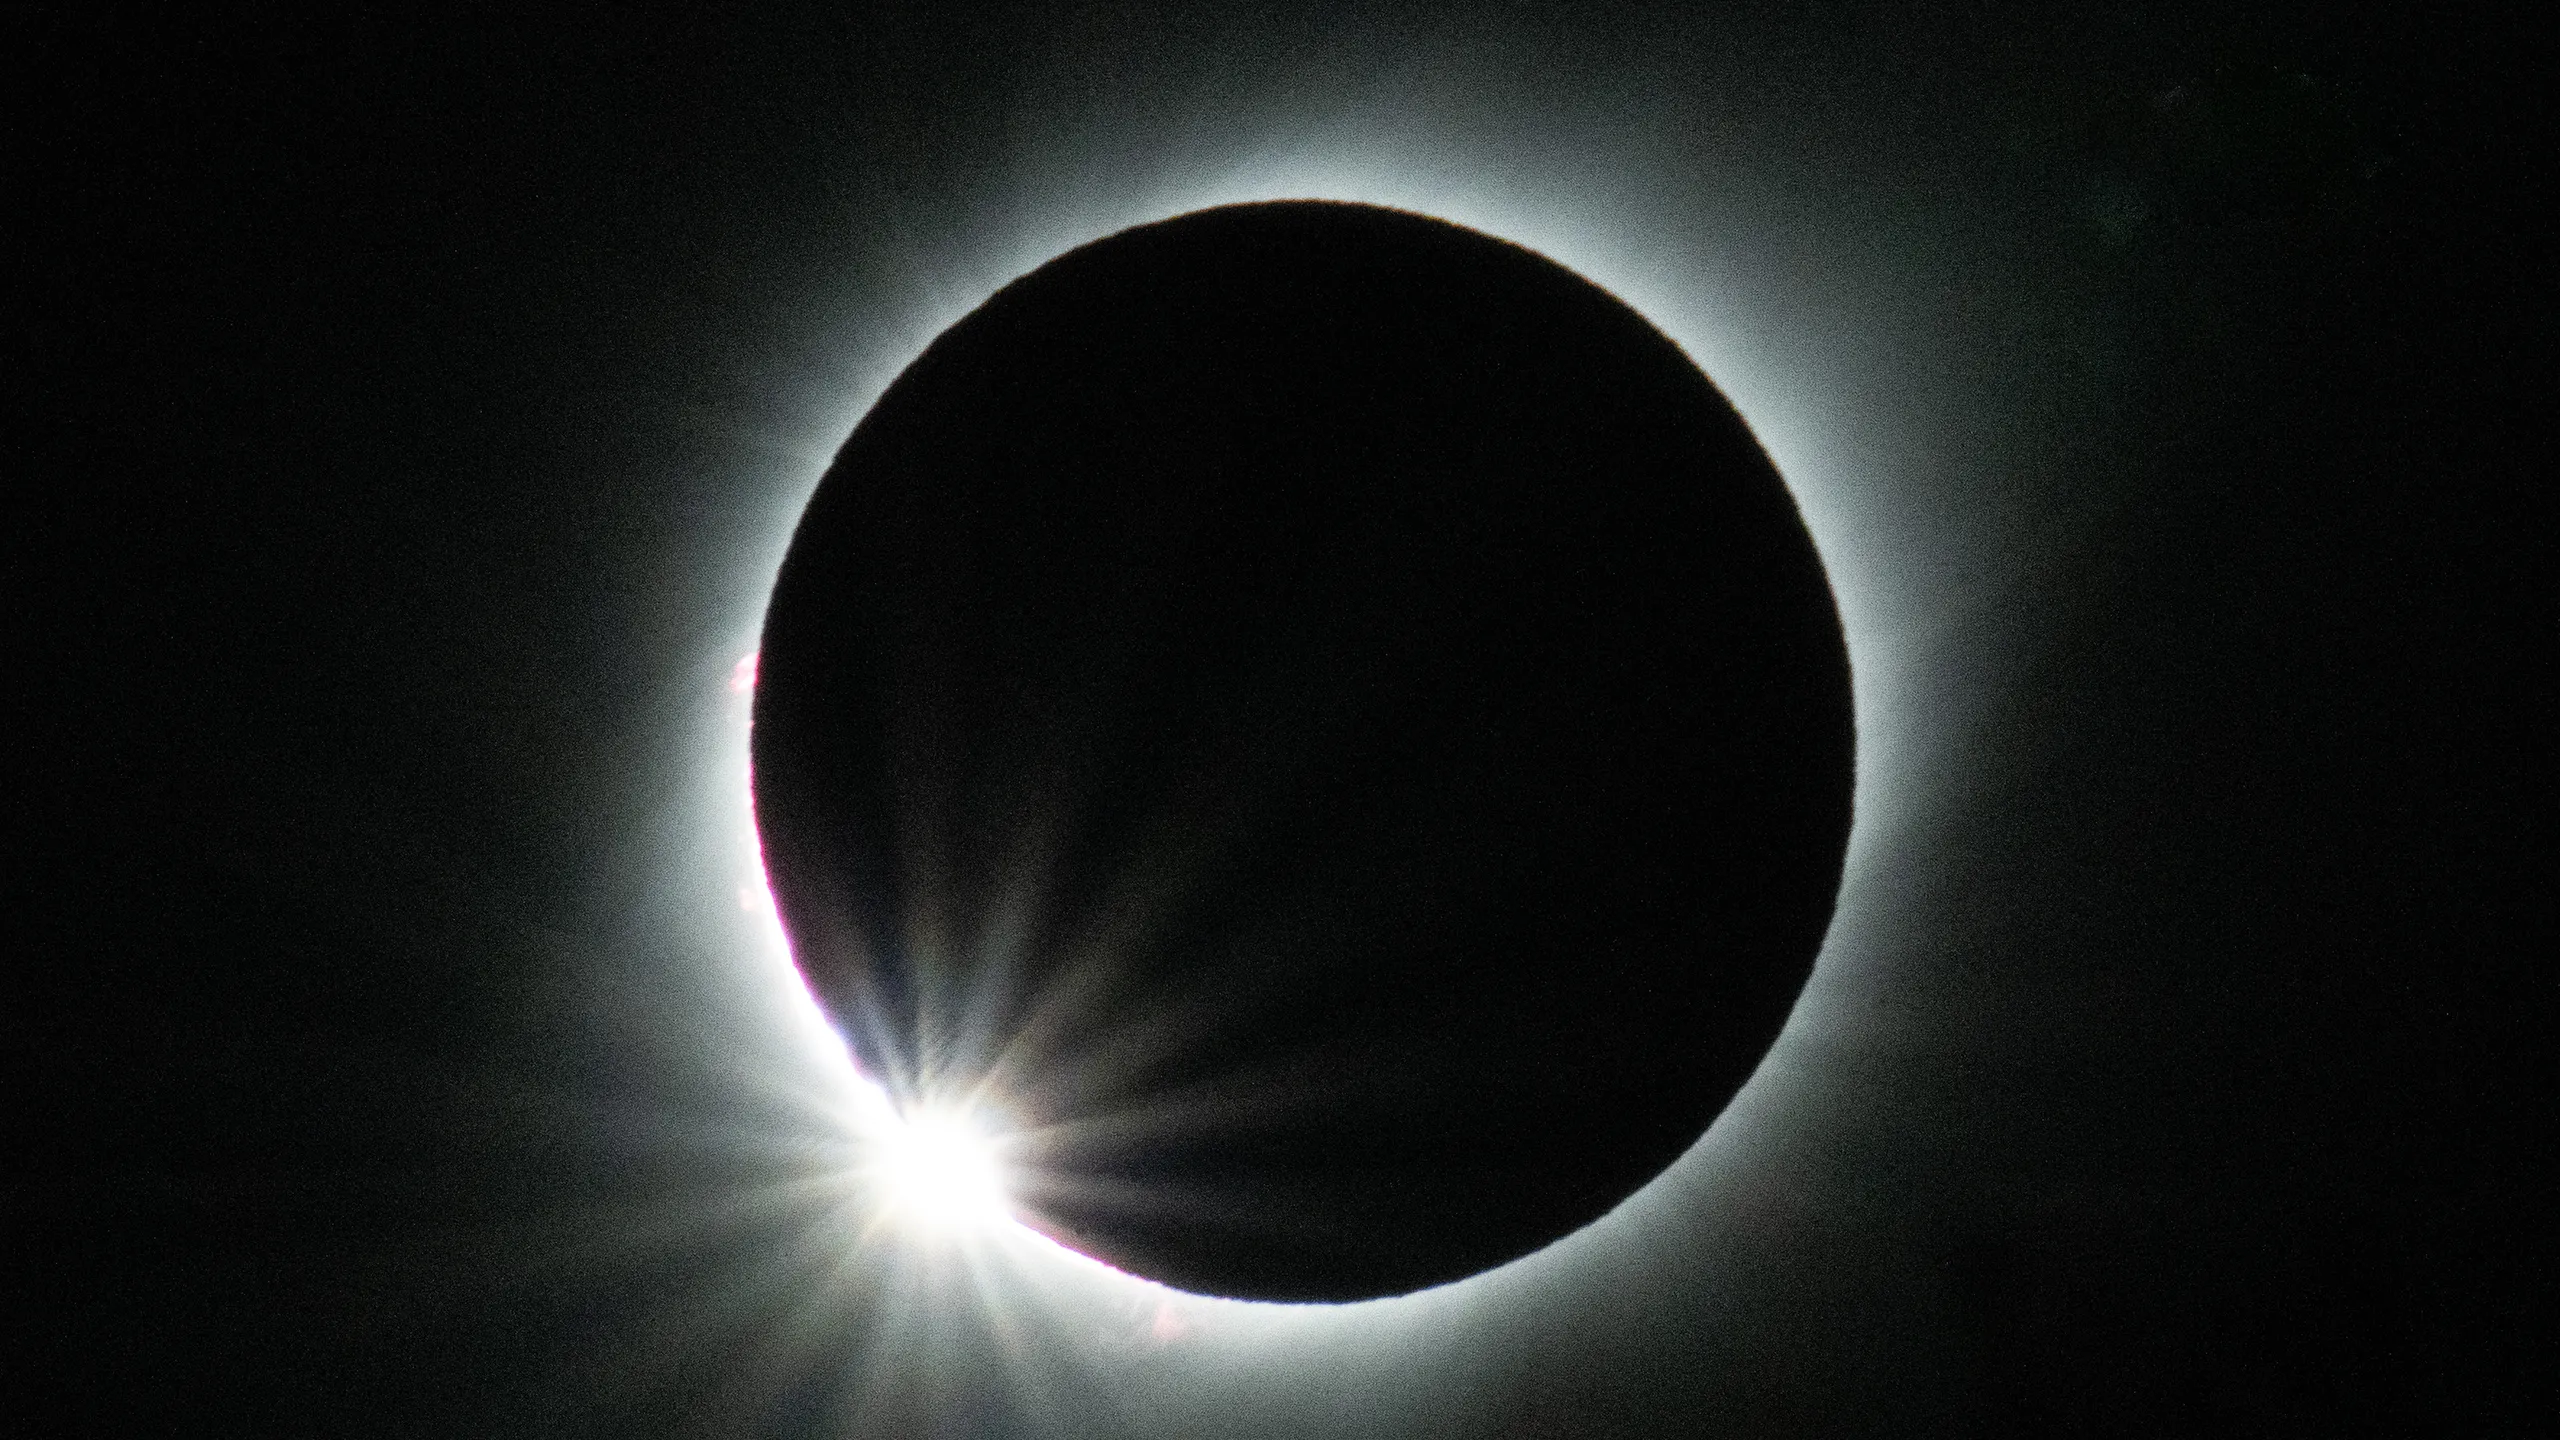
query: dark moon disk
[{"left": 752, "top": 201, "right": 1853, "bottom": 1302}]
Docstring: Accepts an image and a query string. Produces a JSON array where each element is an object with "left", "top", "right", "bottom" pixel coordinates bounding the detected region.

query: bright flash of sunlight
[{"left": 865, "top": 1100, "right": 1016, "bottom": 1234}]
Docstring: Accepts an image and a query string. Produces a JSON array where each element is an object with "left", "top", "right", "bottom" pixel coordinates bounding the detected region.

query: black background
[{"left": 11, "top": 4, "right": 2544, "bottom": 1435}]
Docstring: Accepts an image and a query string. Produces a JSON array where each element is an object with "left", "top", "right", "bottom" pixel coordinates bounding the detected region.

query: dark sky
[{"left": 13, "top": 5, "right": 2543, "bottom": 1435}]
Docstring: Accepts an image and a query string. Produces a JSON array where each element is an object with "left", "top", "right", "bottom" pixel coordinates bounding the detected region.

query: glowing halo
[{"left": 689, "top": 132, "right": 1968, "bottom": 1357}]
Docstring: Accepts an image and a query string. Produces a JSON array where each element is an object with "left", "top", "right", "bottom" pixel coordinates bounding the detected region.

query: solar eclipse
[{"left": 750, "top": 201, "right": 1853, "bottom": 1301}]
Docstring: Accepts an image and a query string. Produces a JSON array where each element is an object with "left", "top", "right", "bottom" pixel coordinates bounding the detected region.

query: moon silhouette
[{"left": 752, "top": 200, "right": 1853, "bottom": 1301}]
